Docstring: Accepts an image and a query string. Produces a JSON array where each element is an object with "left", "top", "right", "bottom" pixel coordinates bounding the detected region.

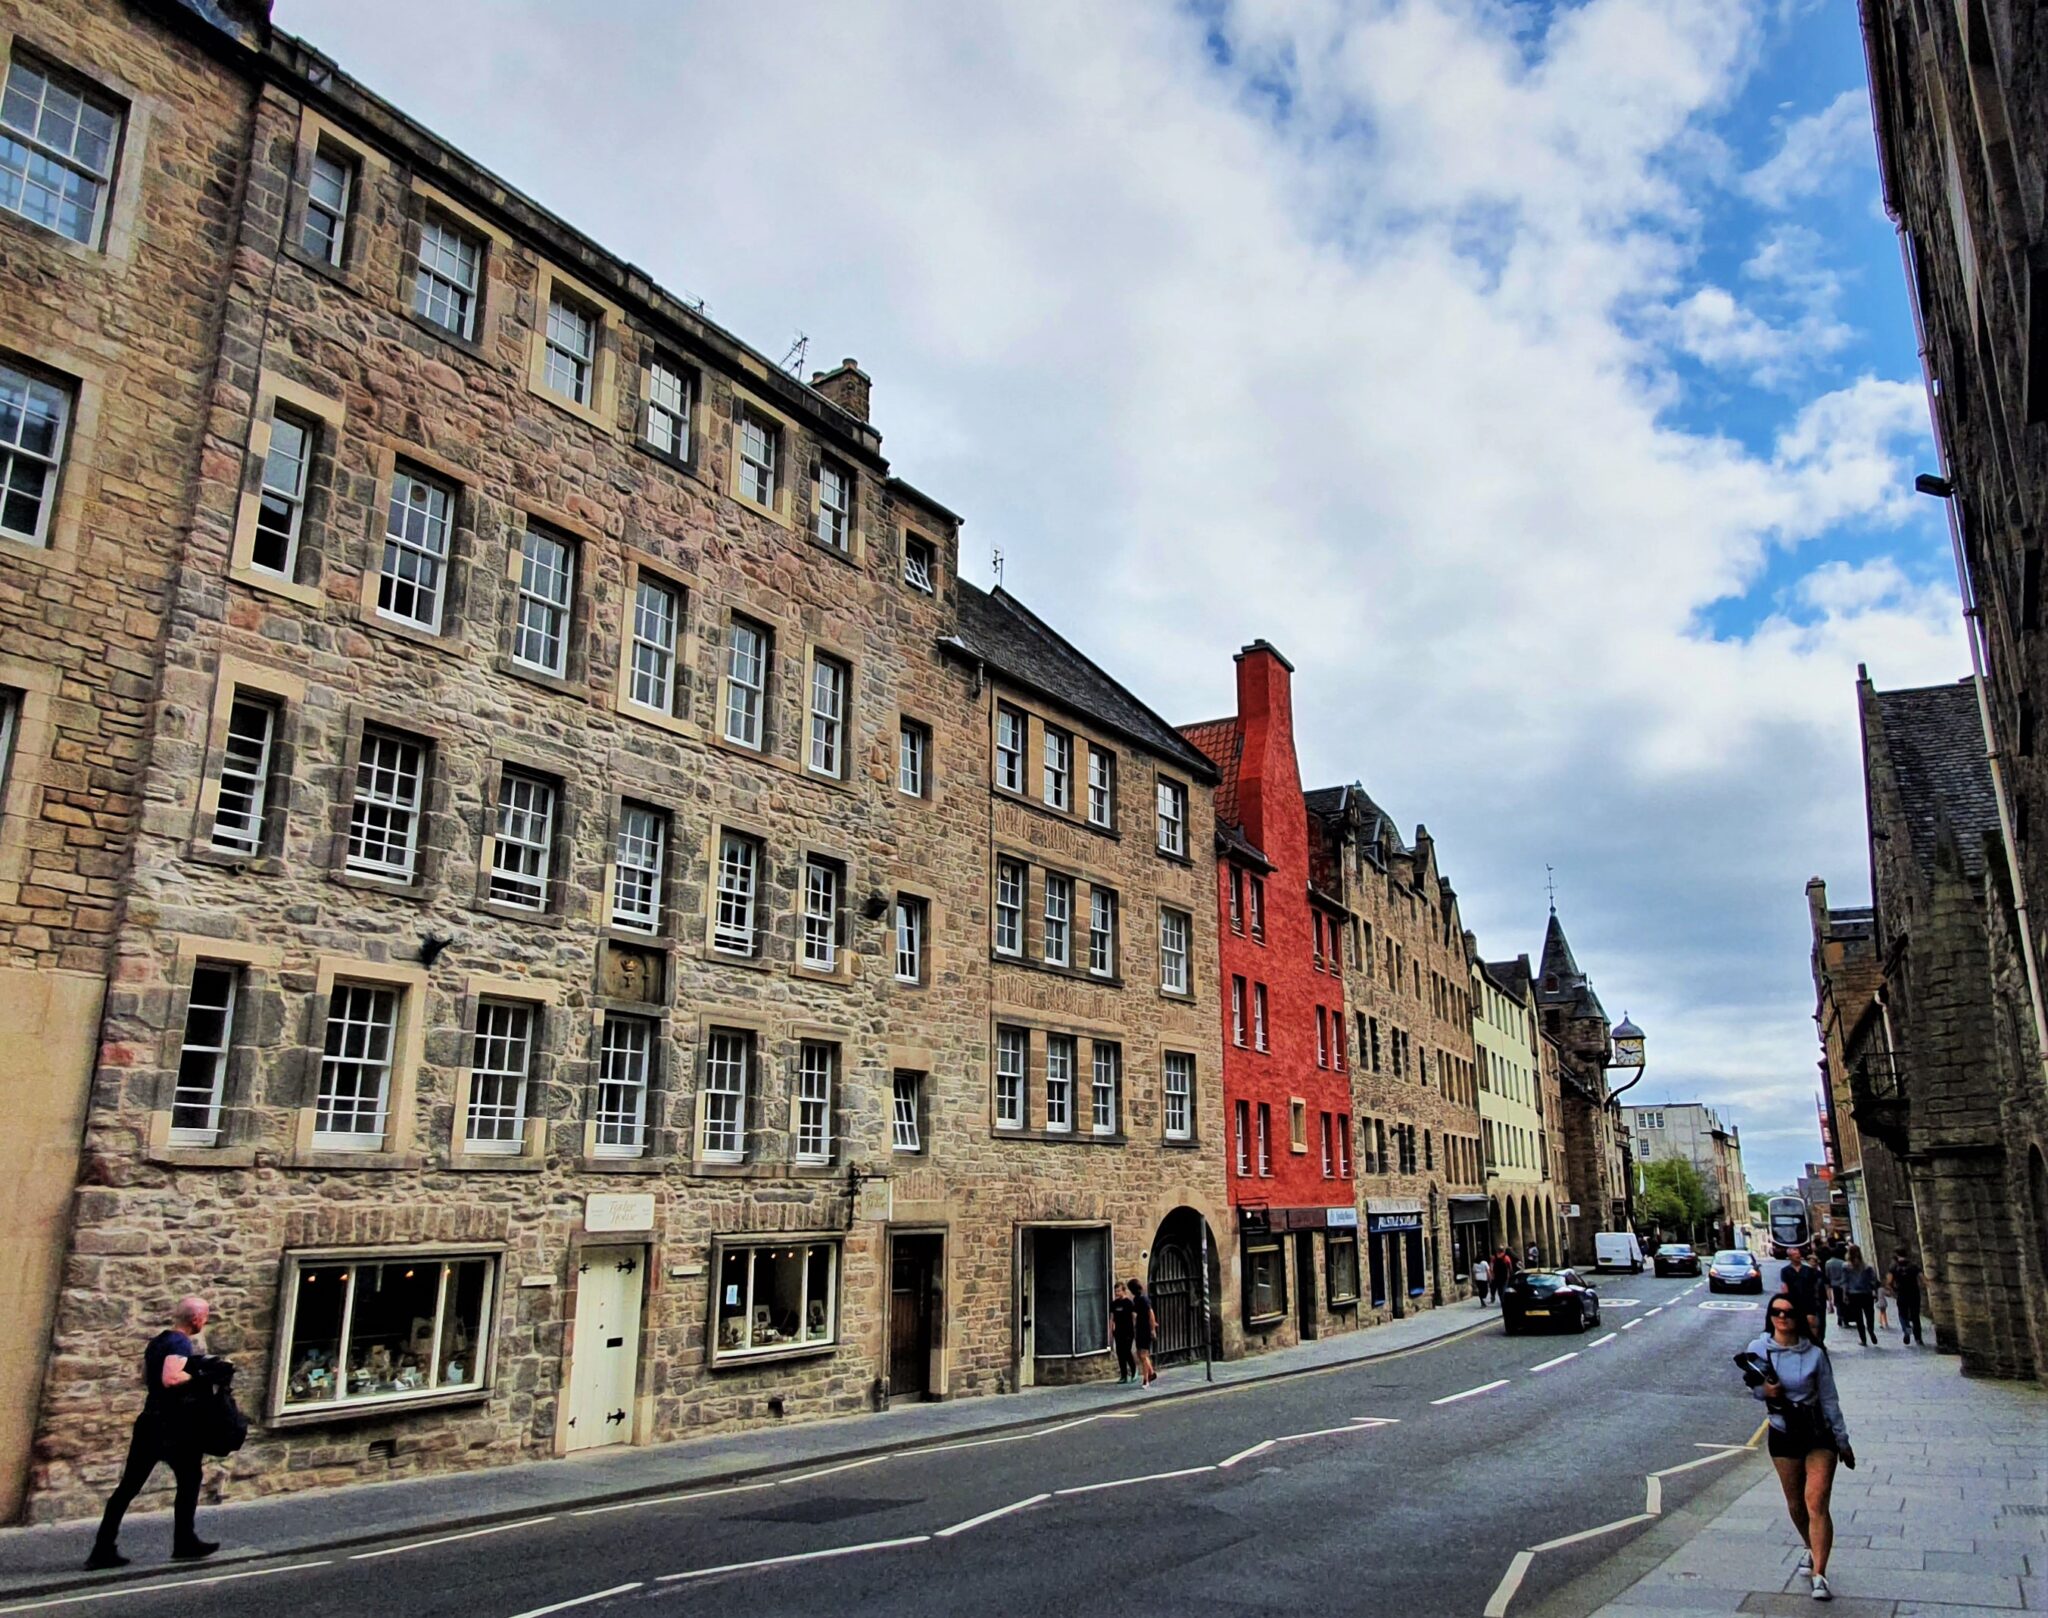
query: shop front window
[
  {"left": 278, "top": 1253, "right": 494, "bottom": 1415},
  {"left": 1031, "top": 1226, "right": 1109, "bottom": 1359},
  {"left": 1327, "top": 1234, "right": 1361, "bottom": 1305},
  {"left": 1244, "top": 1240, "right": 1287, "bottom": 1324},
  {"left": 712, "top": 1238, "right": 838, "bottom": 1362}
]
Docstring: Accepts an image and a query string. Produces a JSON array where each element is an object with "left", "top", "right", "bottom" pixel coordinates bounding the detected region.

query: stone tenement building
[
  {"left": 0, "top": 0, "right": 264, "bottom": 1520},
  {"left": 1532, "top": 909, "right": 1627, "bottom": 1266},
  {"left": 9, "top": 0, "right": 1229, "bottom": 1522},
  {"left": 1805, "top": 881, "right": 1921, "bottom": 1267},
  {"left": 1836, "top": 674, "right": 2042, "bottom": 1377},
  {"left": 1622, "top": 1103, "right": 1746, "bottom": 1250},
  {"left": 1307, "top": 785, "right": 1487, "bottom": 1316},
  {"left": 1472, "top": 952, "right": 1561, "bottom": 1264},
  {"left": 1857, "top": 0, "right": 2048, "bottom": 1375},
  {"left": 1180, "top": 644, "right": 1359, "bottom": 1351}
]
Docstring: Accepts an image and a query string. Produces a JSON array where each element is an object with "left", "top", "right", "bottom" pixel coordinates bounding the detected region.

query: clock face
[{"left": 1611, "top": 1038, "right": 1645, "bottom": 1068}]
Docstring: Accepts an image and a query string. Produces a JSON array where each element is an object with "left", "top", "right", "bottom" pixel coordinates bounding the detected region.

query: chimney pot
[{"left": 811, "top": 358, "right": 872, "bottom": 423}]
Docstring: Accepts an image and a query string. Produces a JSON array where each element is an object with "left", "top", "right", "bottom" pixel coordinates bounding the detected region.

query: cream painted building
[{"left": 1472, "top": 953, "right": 1561, "bottom": 1264}]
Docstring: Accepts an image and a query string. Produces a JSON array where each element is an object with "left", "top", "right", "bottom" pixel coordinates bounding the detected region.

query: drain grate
[{"left": 736, "top": 1496, "right": 921, "bottom": 1525}]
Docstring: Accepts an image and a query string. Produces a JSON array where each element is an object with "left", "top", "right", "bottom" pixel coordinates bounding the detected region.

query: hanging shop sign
[{"left": 584, "top": 1192, "right": 656, "bottom": 1234}]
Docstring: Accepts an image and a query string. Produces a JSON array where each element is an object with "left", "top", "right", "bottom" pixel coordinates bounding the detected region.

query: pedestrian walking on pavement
[
  {"left": 1525, "top": 1242, "right": 1539, "bottom": 1268},
  {"left": 1876, "top": 1270, "right": 1893, "bottom": 1332},
  {"left": 1888, "top": 1248, "right": 1925, "bottom": 1345},
  {"left": 1747, "top": 1295, "right": 1854, "bottom": 1601},
  {"left": 1129, "top": 1278, "right": 1159, "bottom": 1386},
  {"left": 1779, "top": 1245, "right": 1828, "bottom": 1344},
  {"left": 1108, "top": 1281, "right": 1138, "bottom": 1383},
  {"left": 86, "top": 1296, "right": 221, "bottom": 1570},
  {"left": 1841, "top": 1246, "right": 1880, "bottom": 1347},
  {"left": 1822, "top": 1247, "right": 1849, "bottom": 1327},
  {"left": 1473, "top": 1254, "right": 1492, "bottom": 1305}
]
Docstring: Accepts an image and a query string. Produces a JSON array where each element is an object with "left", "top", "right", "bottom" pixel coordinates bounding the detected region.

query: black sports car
[
  {"left": 1500, "top": 1269, "right": 1602, "bottom": 1334},
  {"left": 1653, "top": 1243, "right": 1701, "bottom": 1277}
]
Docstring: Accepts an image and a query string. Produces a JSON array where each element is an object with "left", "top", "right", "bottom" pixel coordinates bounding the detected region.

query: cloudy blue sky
[{"left": 280, "top": 0, "right": 1963, "bottom": 1191}]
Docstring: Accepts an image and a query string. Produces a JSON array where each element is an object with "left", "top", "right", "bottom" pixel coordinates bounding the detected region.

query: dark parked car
[
  {"left": 1501, "top": 1269, "right": 1602, "bottom": 1334},
  {"left": 1707, "top": 1250, "right": 1763, "bottom": 1292},
  {"left": 1653, "top": 1243, "right": 1701, "bottom": 1278}
]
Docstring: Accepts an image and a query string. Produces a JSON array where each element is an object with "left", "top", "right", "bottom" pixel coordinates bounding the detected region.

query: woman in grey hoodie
[{"left": 1750, "top": 1296, "right": 1854, "bottom": 1600}]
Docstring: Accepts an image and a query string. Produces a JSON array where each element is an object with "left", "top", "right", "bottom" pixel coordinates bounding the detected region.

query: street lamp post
[{"left": 1428, "top": 1184, "right": 1443, "bottom": 1307}]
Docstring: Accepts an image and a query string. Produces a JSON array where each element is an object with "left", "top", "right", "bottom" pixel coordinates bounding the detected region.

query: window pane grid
[
  {"left": 412, "top": 218, "right": 479, "bottom": 337},
  {"left": 1164, "top": 1053, "right": 1192, "bottom": 1140},
  {"left": 465, "top": 1000, "right": 533, "bottom": 1153},
  {"left": 903, "top": 537, "right": 934, "bottom": 593},
  {"left": 807, "top": 657, "right": 845, "bottom": 775},
  {"left": 490, "top": 772, "right": 554, "bottom": 909},
  {"left": 892, "top": 1072, "right": 921, "bottom": 1152},
  {"left": 738, "top": 412, "right": 776, "bottom": 505},
  {"left": 898, "top": 721, "right": 928, "bottom": 796},
  {"left": 1043, "top": 875, "right": 1070, "bottom": 966},
  {"left": 802, "top": 858, "right": 839, "bottom": 970},
  {"left": 714, "top": 834, "right": 757, "bottom": 954},
  {"left": 0, "top": 58, "right": 119, "bottom": 245},
  {"left": 379, "top": 470, "right": 452, "bottom": 630},
  {"left": 252, "top": 413, "right": 310, "bottom": 576},
  {"left": 994, "top": 859, "right": 1023, "bottom": 955},
  {"left": 995, "top": 1028, "right": 1025, "bottom": 1129},
  {"left": 700, "top": 1030, "right": 749, "bottom": 1161},
  {"left": 544, "top": 296, "right": 594, "bottom": 403},
  {"left": 1160, "top": 909, "right": 1189, "bottom": 994},
  {"left": 1043, "top": 730, "right": 1070, "bottom": 809},
  {"left": 796, "top": 1042, "right": 834, "bottom": 1162},
  {"left": 895, "top": 896, "right": 925, "bottom": 983},
  {"left": 316, "top": 983, "right": 397, "bottom": 1147},
  {"left": 1045, "top": 1036, "right": 1074, "bottom": 1132},
  {"left": 611, "top": 805, "right": 665, "bottom": 933},
  {"left": 170, "top": 965, "right": 236, "bottom": 1146},
  {"left": 815, "top": 462, "right": 850, "bottom": 551},
  {"left": 1088, "top": 751, "right": 1113, "bottom": 827},
  {"left": 211, "top": 697, "right": 274, "bottom": 853},
  {"left": 1157, "top": 781, "right": 1186, "bottom": 854},
  {"left": 724, "top": 622, "right": 766, "bottom": 746},
  {"left": 629, "top": 578, "right": 679, "bottom": 712},
  {"left": 0, "top": 363, "right": 69, "bottom": 546},
  {"left": 995, "top": 708, "right": 1024, "bottom": 792},
  {"left": 512, "top": 528, "right": 573, "bottom": 675},
  {"left": 1090, "top": 1045, "right": 1118, "bottom": 1135},
  {"left": 645, "top": 361, "right": 691, "bottom": 457},
  {"left": 347, "top": 730, "right": 424, "bottom": 880},
  {"left": 594, "top": 1015, "right": 651, "bottom": 1156},
  {"left": 302, "top": 150, "right": 349, "bottom": 263},
  {"left": 1089, "top": 889, "right": 1115, "bottom": 976}
]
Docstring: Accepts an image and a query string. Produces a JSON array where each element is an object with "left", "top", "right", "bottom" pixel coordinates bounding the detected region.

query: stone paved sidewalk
[
  {"left": 1583, "top": 1331, "right": 2048, "bottom": 1617},
  {"left": 0, "top": 1293, "right": 1496, "bottom": 1597}
]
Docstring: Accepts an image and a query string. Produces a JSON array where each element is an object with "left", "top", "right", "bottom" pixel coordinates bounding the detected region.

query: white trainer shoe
[{"left": 1810, "top": 1572, "right": 1832, "bottom": 1601}]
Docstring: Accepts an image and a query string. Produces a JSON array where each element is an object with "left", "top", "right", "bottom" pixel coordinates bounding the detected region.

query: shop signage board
[
  {"left": 584, "top": 1192, "right": 656, "bottom": 1233},
  {"left": 1366, "top": 1211, "right": 1424, "bottom": 1234},
  {"left": 1326, "top": 1207, "right": 1359, "bottom": 1228}
]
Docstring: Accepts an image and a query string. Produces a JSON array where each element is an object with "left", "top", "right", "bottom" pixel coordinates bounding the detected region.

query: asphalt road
[{"left": 6, "top": 1274, "right": 1780, "bottom": 1618}]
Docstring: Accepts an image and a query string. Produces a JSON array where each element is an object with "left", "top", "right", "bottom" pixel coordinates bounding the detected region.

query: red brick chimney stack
[
  {"left": 1233, "top": 639, "right": 1295, "bottom": 851},
  {"left": 810, "top": 358, "right": 871, "bottom": 422}
]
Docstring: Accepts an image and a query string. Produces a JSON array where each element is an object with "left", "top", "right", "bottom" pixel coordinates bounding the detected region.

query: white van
[{"left": 1594, "top": 1232, "right": 1645, "bottom": 1273}]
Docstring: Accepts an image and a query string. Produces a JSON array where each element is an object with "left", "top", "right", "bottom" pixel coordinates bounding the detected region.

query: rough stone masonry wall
[
  {"left": 28, "top": 59, "right": 997, "bottom": 1518},
  {"left": 0, "top": 0, "right": 257, "bottom": 1521}
]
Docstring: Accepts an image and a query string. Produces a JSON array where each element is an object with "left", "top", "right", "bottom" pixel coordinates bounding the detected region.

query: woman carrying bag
[
  {"left": 1842, "top": 1246, "right": 1881, "bottom": 1347},
  {"left": 1741, "top": 1296, "right": 1854, "bottom": 1600}
]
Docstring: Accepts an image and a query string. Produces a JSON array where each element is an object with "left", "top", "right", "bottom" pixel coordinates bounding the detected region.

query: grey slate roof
[
  {"left": 949, "top": 583, "right": 1218, "bottom": 780},
  {"left": 1871, "top": 680, "right": 1999, "bottom": 882},
  {"left": 1305, "top": 782, "right": 1410, "bottom": 858}
]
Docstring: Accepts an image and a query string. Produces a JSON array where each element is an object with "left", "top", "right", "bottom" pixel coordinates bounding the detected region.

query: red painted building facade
[{"left": 1182, "top": 643, "right": 1359, "bottom": 1349}]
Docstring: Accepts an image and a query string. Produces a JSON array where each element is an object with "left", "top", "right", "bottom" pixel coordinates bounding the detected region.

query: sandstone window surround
[
  {"left": 1030, "top": 1226, "right": 1110, "bottom": 1360},
  {"left": 282, "top": 111, "right": 384, "bottom": 290},
  {"left": 447, "top": 974, "right": 560, "bottom": 1169},
  {"left": 290, "top": 955, "right": 428, "bottom": 1168},
  {"left": 189, "top": 656, "right": 304, "bottom": 870},
  {"left": 524, "top": 263, "right": 621, "bottom": 436},
  {"left": 1327, "top": 1233, "right": 1361, "bottom": 1307},
  {"left": 994, "top": 704, "right": 1025, "bottom": 793},
  {"left": 0, "top": 657, "right": 52, "bottom": 895},
  {"left": 792, "top": 1040, "right": 837, "bottom": 1165},
  {"left": 301, "top": 144, "right": 353, "bottom": 267},
  {"left": 509, "top": 524, "right": 576, "bottom": 679},
  {"left": 695, "top": 1024, "right": 754, "bottom": 1165},
  {"left": 1159, "top": 905, "right": 1191, "bottom": 996},
  {"left": 478, "top": 758, "right": 570, "bottom": 922},
  {"left": 1289, "top": 1098, "right": 1309, "bottom": 1155},
  {"left": 616, "top": 557, "right": 693, "bottom": 731},
  {"left": 144, "top": 936, "right": 282, "bottom": 1166},
  {"left": 609, "top": 801, "right": 668, "bottom": 936},
  {"left": 0, "top": 357, "right": 69, "bottom": 548},
  {"left": 0, "top": 50, "right": 122, "bottom": 248},
  {"left": 367, "top": 456, "right": 462, "bottom": 639},
  {"left": 1155, "top": 776, "right": 1188, "bottom": 859},
  {"left": 170, "top": 962, "right": 237, "bottom": 1148},
  {"left": 640, "top": 352, "right": 696, "bottom": 466},
  {"left": 1045, "top": 1033, "right": 1075, "bottom": 1133},
  {"left": 709, "top": 1234, "right": 841, "bottom": 1366},
  {"left": 729, "top": 390, "right": 796, "bottom": 527},
  {"left": 343, "top": 723, "right": 430, "bottom": 888},
  {"left": 993, "top": 857, "right": 1025, "bottom": 957},
  {"left": 1162, "top": 1050, "right": 1194, "bottom": 1142},
  {"left": 1042, "top": 871, "right": 1072, "bottom": 967},
  {"left": 708, "top": 824, "right": 765, "bottom": 961},
  {"left": 1243, "top": 1238, "right": 1285, "bottom": 1325},
  {"left": 812, "top": 456, "right": 854, "bottom": 556},
  {"left": 268, "top": 1247, "right": 500, "bottom": 1425},
  {"left": 799, "top": 853, "right": 844, "bottom": 975},
  {"left": 994, "top": 1024, "right": 1027, "bottom": 1130},
  {"left": 892, "top": 1070, "right": 924, "bottom": 1153},
  {"left": 1042, "top": 724, "right": 1072, "bottom": 811},
  {"left": 229, "top": 372, "right": 344, "bottom": 608},
  {"left": 412, "top": 212, "right": 483, "bottom": 340},
  {"left": 893, "top": 883, "right": 937, "bottom": 987}
]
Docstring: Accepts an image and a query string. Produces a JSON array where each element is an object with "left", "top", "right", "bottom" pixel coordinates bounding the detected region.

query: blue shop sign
[{"left": 1366, "top": 1211, "right": 1424, "bottom": 1234}]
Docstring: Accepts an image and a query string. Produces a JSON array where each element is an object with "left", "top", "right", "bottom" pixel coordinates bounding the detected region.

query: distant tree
[
  {"left": 1747, "top": 1189, "right": 1771, "bottom": 1224},
  {"left": 1640, "top": 1159, "right": 1715, "bottom": 1242}
]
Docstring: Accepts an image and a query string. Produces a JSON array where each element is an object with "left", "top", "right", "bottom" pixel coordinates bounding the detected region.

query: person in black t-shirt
[
  {"left": 1129, "top": 1278, "right": 1159, "bottom": 1386},
  {"left": 1779, "top": 1247, "right": 1828, "bottom": 1344},
  {"left": 86, "top": 1296, "right": 220, "bottom": 1571},
  {"left": 1108, "top": 1282, "right": 1138, "bottom": 1384}
]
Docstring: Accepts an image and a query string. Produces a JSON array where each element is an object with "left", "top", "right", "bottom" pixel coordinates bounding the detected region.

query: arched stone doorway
[{"left": 1147, "top": 1208, "right": 1222, "bottom": 1367}]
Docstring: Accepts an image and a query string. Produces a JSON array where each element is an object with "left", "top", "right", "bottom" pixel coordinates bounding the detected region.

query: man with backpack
[
  {"left": 1888, "top": 1248, "right": 1926, "bottom": 1346},
  {"left": 86, "top": 1295, "right": 237, "bottom": 1570}
]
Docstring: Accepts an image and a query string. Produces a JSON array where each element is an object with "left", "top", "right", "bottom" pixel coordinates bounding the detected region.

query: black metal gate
[{"left": 1148, "top": 1242, "right": 1199, "bottom": 1366}]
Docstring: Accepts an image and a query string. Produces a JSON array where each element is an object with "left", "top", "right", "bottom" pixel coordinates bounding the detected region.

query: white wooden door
[{"left": 566, "top": 1245, "right": 642, "bottom": 1452}]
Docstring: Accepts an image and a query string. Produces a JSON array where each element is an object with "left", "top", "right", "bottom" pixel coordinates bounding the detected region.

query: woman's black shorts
[{"left": 1767, "top": 1424, "right": 1839, "bottom": 1462}]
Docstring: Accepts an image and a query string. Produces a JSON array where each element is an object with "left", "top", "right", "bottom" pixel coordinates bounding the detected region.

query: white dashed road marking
[
  {"left": 937, "top": 1494, "right": 1049, "bottom": 1538},
  {"left": 505, "top": 1584, "right": 643, "bottom": 1618},
  {"left": 1587, "top": 1332, "right": 1618, "bottom": 1347},
  {"left": 0, "top": 1562, "right": 334, "bottom": 1615},
  {"left": 1528, "top": 1352, "right": 1578, "bottom": 1372},
  {"left": 1055, "top": 1465, "right": 1216, "bottom": 1496},
  {"left": 657, "top": 1536, "right": 930, "bottom": 1584},
  {"left": 1431, "top": 1378, "right": 1509, "bottom": 1405},
  {"left": 352, "top": 1517, "right": 555, "bottom": 1558}
]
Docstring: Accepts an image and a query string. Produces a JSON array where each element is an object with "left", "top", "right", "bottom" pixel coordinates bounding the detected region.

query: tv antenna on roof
[
  {"left": 781, "top": 332, "right": 809, "bottom": 374},
  {"left": 992, "top": 547, "right": 1004, "bottom": 587}
]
